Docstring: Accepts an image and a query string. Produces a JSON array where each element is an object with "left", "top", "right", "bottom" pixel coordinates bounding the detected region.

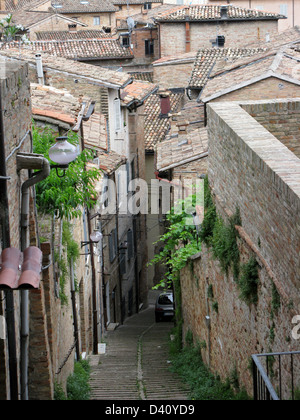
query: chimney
[
  {"left": 220, "top": 5, "right": 228, "bottom": 19},
  {"left": 176, "top": 120, "right": 189, "bottom": 135},
  {"left": 35, "top": 53, "right": 44, "bottom": 85},
  {"left": 159, "top": 90, "right": 171, "bottom": 118}
]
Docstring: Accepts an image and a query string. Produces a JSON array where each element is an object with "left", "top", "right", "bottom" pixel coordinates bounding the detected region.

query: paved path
[{"left": 89, "top": 295, "right": 188, "bottom": 400}]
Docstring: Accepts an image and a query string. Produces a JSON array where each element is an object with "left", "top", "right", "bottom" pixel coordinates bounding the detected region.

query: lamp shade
[
  {"left": 90, "top": 231, "right": 103, "bottom": 243},
  {"left": 49, "top": 137, "right": 78, "bottom": 165}
]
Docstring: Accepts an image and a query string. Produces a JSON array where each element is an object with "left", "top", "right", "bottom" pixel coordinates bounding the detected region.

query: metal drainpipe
[
  {"left": 17, "top": 153, "right": 50, "bottom": 401},
  {"left": 79, "top": 123, "right": 99, "bottom": 354},
  {"left": 0, "top": 81, "right": 19, "bottom": 400}
]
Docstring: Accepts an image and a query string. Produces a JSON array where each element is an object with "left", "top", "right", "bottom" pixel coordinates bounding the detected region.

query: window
[
  {"left": 122, "top": 36, "right": 130, "bottom": 48},
  {"left": 145, "top": 39, "right": 154, "bottom": 56},
  {"left": 127, "top": 229, "right": 134, "bottom": 260},
  {"left": 114, "top": 98, "right": 121, "bottom": 131},
  {"left": 144, "top": 3, "right": 152, "bottom": 10},
  {"left": 280, "top": 4, "right": 288, "bottom": 16},
  {"left": 93, "top": 16, "right": 100, "bottom": 25},
  {"left": 109, "top": 229, "right": 118, "bottom": 263}
]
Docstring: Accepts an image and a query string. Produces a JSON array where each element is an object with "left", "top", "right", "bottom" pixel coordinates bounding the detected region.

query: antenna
[{"left": 127, "top": 17, "right": 135, "bottom": 33}]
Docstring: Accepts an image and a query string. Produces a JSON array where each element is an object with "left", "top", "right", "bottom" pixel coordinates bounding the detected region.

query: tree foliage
[
  {"left": 149, "top": 194, "right": 200, "bottom": 290},
  {"left": 33, "top": 125, "right": 101, "bottom": 219}
]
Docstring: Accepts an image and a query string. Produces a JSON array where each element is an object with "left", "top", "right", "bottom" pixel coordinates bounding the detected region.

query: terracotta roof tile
[
  {"left": 50, "top": 0, "right": 117, "bottom": 13},
  {"left": 36, "top": 30, "right": 113, "bottom": 41},
  {"left": 144, "top": 91, "right": 184, "bottom": 152},
  {"left": 31, "top": 83, "right": 82, "bottom": 126},
  {"left": 10, "top": 39, "right": 134, "bottom": 60},
  {"left": 121, "top": 80, "right": 158, "bottom": 106},
  {"left": 83, "top": 112, "right": 108, "bottom": 151},
  {"left": 188, "top": 47, "right": 265, "bottom": 90},
  {"left": 200, "top": 47, "right": 300, "bottom": 103},
  {"left": 155, "top": 5, "right": 285, "bottom": 22},
  {"left": 0, "top": 48, "right": 132, "bottom": 88},
  {"left": 156, "top": 127, "right": 208, "bottom": 172}
]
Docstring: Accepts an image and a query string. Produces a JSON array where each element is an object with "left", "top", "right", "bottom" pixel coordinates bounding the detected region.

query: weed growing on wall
[{"left": 200, "top": 178, "right": 260, "bottom": 306}]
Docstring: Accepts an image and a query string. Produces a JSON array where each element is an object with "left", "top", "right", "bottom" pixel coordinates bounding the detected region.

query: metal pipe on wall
[
  {"left": 17, "top": 153, "right": 50, "bottom": 400},
  {"left": 0, "top": 75, "right": 19, "bottom": 401}
]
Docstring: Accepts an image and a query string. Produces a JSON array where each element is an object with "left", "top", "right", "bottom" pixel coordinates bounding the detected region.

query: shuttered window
[{"left": 114, "top": 98, "right": 121, "bottom": 131}]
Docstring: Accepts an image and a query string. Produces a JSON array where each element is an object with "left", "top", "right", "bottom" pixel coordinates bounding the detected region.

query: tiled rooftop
[
  {"left": 4, "top": 0, "right": 48, "bottom": 11},
  {"left": 17, "top": 39, "right": 134, "bottom": 60},
  {"left": 200, "top": 47, "right": 300, "bottom": 103},
  {"left": 144, "top": 91, "right": 184, "bottom": 152},
  {"left": 0, "top": 48, "right": 133, "bottom": 88},
  {"left": 129, "top": 72, "right": 154, "bottom": 83},
  {"left": 36, "top": 30, "right": 113, "bottom": 41},
  {"left": 50, "top": 0, "right": 117, "bottom": 14},
  {"left": 98, "top": 150, "right": 126, "bottom": 175},
  {"left": 156, "top": 126, "right": 208, "bottom": 172},
  {"left": 188, "top": 47, "right": 265, "bottom": 90},
  {"left": 31, "top": 83, "right": 82, "bottom": 127},
  {"left": 154, "top": 5, "right": 285, "bottom": 22},
  {"left": 83, "top": 112, "right": 108, "bottom": 151},
  {"left": 188, "top": 26, "right": 300, "bottom": 91},
  {"left": 121, "top": 80, "right": 158, "bottom": 107}
]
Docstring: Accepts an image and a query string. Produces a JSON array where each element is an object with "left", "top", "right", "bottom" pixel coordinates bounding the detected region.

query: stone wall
[{"left": 180, "top": 100, "right": 300, "bottom": 397}]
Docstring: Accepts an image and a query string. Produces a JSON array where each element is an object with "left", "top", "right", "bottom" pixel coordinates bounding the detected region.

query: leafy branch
[
  {"left": 33, "top": 124, "right": 101, "bottom": 219},
  {"left": 149, "top": 194, "right": 200, "bottom": 289}
]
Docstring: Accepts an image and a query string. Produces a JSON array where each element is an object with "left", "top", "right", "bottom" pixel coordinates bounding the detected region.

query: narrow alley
[{"left": 89, "top": 292, "right": 188, "bottom": 400}]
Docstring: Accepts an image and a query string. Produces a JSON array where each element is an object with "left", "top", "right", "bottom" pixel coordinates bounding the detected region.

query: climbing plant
[
  {"left": 149, "top": 194, "right": 200, "bottom": 290},
  {"left": 33, "top": 124, "right": 101, "bottom": 219}
]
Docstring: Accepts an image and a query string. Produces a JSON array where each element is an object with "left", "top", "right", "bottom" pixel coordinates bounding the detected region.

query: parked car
[{"left": 155, "top": 292, "right": 175, "bottom": 322}]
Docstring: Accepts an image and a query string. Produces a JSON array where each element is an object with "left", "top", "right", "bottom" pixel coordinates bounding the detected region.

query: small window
[
  {"left": 145, "top": 39, "right": 154, "bottom": 56},
  {"left": 127, "top": 229, "right": 134, "bottom": 260},
  {"left": 122, "top": 36, "right": 130, "bottom": 48},
  {"left": 93, "top": 16, "right": 101, "bottom": 25},
  {"left": 144, "top": 3, "right": 152, "bottom": 10}
]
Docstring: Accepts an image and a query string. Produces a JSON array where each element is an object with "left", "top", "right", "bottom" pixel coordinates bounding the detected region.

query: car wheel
[{"left": 155, "top": 314, "right": 161, "bottom": 323}]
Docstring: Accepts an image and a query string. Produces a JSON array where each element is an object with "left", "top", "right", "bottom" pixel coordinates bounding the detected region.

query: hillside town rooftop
[
  {"left": 0, "top": 48, "right": 133, "bottom": 89},
  {"left": 154, "top": 5, "right": 286, "bottom": 23}
]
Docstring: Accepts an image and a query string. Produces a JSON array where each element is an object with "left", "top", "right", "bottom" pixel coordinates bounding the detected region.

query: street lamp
[
  {"left": 81, "top": 231, "right": 103, "bottom": 248},
  {"left": 49, "top": 136, "right": 79, "bottom": 176}
]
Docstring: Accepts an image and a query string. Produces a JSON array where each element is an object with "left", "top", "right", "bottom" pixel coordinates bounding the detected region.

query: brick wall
[
  {"left": 130, "top": 28, "right": 159, "bottom": 66},
  {"left": 160, "top": 20, "right": 278, "bottom": 57},
  {"left": 240, "top": 99, "right": 300, "bottom": 159},
  {"left": 0, "top": 59, "right": 31, "bottom": 399},
  {"left": 153, "top": 58, "right": 195, "bottom": 89},
  {"left": 180, "top": 100, "right": 300, "bottom": 397},
  {"left": 210, "top": 78, "right": 300, "bottom": 103}
]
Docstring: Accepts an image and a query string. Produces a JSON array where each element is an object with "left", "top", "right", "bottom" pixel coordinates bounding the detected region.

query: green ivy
[{"left": 33, "top": 124, "right": 101, "bottom": 219}]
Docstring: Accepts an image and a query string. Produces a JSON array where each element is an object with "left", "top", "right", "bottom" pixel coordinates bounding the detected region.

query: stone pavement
[{"left": 89, "top": 292, "right": 188, "bottom": 400}]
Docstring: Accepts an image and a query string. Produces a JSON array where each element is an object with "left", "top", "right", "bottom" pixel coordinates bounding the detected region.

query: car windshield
[{"left": 158, "top": 294, "right": 173, "bottom": 305}]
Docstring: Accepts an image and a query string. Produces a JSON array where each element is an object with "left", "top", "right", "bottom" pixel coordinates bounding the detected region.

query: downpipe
[{"left": 17, "top": 153, "right": 50, "bottom": 401}]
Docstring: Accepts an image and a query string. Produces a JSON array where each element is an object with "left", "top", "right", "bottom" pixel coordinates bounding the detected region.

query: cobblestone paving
[{"left": 89, "top": 299, "right": 188, "bottom": 400}]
